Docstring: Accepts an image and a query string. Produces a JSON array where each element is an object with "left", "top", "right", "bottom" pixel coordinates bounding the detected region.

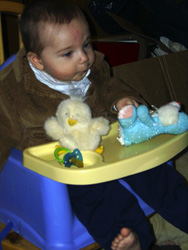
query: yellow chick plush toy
[{"left": 44, "top": 96, "right": 110, "bottom": 151}]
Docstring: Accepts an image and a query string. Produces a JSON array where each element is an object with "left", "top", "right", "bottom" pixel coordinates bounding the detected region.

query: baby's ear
[{"left": 27, "top": 52, "right": 44, "bottom": 70}]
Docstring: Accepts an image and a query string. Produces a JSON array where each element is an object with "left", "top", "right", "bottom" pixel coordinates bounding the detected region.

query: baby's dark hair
[{"left": 20, "top": 0, "right": 85, "bottom": 55}]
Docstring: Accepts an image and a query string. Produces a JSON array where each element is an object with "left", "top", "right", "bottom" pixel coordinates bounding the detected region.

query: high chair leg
[{"left": 0, "top": 222, "right": 14, "bottom": 250}]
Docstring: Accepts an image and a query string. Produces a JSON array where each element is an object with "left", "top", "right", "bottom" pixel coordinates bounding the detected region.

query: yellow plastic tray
[{"left": 23, "top": 122, "right": 188, "bottom": 185}]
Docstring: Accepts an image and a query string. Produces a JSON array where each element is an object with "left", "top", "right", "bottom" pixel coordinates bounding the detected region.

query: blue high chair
[{"left": 0, "top": 55, "right": 187, "bottom": 250}]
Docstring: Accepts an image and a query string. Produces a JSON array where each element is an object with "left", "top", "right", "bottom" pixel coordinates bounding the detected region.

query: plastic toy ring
[
  {"left": 54, "top": 147, "right": 71, "bottom": 163},
  {"left": 54, "top": 147, "right": 83, "bottom": 168}
]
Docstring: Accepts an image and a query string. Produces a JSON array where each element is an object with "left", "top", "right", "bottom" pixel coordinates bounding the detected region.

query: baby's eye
[
  {"left": 63, "top": 51, "right": 72, "bottom": 57},
  {"left": 83, "top": 41, "right": 92, "bottom": 49}
]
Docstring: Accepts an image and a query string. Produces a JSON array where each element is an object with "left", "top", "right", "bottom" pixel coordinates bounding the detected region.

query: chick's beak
[{"left": 68, "top": 118, "right": 78, "bottom": 126}]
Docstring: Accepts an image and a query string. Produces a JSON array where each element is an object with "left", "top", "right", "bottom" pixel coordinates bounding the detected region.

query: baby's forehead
[
  {"left": 38, "top": 21, "right": 63, "bottom": 48},
  {"left": 39, "top": 21, "right": 63, "bottom": 38},
  {"left": 39, "top": 17, "right": 88, "bottom": 45}
]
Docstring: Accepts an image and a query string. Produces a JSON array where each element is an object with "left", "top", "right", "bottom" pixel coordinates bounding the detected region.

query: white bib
[{"left": 29, "top": 62, "right": 91, "bottom": 97}]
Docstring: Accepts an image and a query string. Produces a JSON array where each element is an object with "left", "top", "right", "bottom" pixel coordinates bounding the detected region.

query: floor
[
  {"left": 0, "top": 225, "right": 40, "bottom": 250},
  {"left": 0, "top": 223, "right": 102, "bottom": 250}
]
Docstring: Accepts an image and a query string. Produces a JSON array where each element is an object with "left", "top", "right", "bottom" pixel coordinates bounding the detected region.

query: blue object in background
[{"left": 0, "top": 54, "right": 17, "bottom": 71}]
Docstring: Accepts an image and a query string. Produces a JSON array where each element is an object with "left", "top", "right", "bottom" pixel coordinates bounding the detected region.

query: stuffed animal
[
  {"left": 117, "top": 102, "right": 188, "bottom": 146},
  {"left": 44, "top": 96, "right": 110, "bottom": 151}
]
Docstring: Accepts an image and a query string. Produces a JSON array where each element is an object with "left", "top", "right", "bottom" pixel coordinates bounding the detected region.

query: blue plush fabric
[{"left": 118, "top": 105, "right": 188, "bottom": 146}]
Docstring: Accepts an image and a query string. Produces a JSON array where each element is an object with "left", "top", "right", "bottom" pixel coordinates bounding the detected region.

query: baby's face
[{"left": 39, "top": 17, "right": 95, "bottom": 82}]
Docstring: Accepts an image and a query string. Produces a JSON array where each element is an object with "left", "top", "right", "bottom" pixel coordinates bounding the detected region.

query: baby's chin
[
  {"left": 55, "top": 71, "right": 88, "bottom": 83},
  {"left": 74, "top": 71, "right": 88, "bottom": 82}
]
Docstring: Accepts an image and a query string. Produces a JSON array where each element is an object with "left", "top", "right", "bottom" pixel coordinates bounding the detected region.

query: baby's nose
[{"left": 79, "top": 50, "right": 88, "bottom": 63}]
